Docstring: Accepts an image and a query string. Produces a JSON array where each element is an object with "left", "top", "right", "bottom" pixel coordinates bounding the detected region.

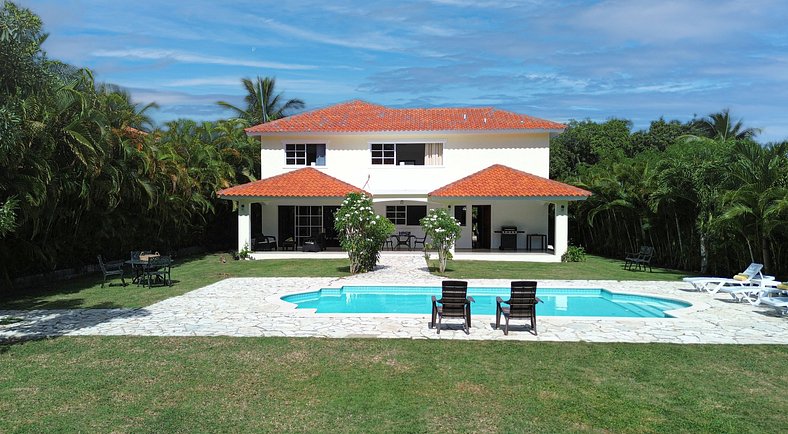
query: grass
[
  {"left": 435, "top": 255, "right": 689, "bottom": 281},
  {"left": 0, "top": 336, "right": 785, "bottom": 433},
  {"left": 1, "top": 253, "right": 689, "bottom": 310},
  {"left": 0, "top": 253, "right": 351, "bottom": 310}
]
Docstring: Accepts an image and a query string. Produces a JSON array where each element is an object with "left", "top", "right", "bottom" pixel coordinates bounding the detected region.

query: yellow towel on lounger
[
  {"left": 777, "top": 282, "right": 788, "bottom": 290},
  {"left": 733, "top": 274, "right": 749, "bottom": 281}
]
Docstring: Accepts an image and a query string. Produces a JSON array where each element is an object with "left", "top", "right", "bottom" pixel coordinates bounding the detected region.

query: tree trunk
[
  {"left": 761, "top": 234, "right": 771, "bottom": 273},
  {"left": 699, "top": 232, "right": 708, "bottom": 274}
]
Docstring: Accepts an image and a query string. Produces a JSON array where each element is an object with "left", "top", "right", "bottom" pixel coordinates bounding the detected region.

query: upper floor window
[
  {"left": 286, "top": 143, "right": 326, "bottom": 166},
  {"left": 371, "top": 143, "right": 443, "bottom": 166}
]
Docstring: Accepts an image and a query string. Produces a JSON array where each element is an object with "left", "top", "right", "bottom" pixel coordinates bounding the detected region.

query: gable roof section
[
  {"left": 429, "top": 164, "right": 591, "bottom": 199},
  {"left": 217, "top": 167, "right": 367, "bottom": 198},
  {"left": 245, "top": 100, "right": 565, "bottom": 134}
]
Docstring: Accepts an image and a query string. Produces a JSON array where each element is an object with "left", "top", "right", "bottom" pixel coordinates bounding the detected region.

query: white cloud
[
  {"left": 251, "top": 17, "right": 409, "bottom": 52},
  {"left": 91, "top": 48, "right": 316, "bottom": 70}
]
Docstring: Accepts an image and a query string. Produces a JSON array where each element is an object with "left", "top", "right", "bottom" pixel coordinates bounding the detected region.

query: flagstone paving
[{"left": 2, "top": 253, "right": 787, "bottom": 344}]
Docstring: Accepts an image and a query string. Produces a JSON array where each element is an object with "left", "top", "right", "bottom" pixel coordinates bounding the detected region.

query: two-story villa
[{"left": 218, "top": 100, "right": 590, "bottom": 261}]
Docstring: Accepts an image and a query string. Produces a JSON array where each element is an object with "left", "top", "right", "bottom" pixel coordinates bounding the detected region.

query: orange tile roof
[
  {"left": 218, "top": 167, "right": 367, "bottom": 198},
  {"left": 246, "top": 100, "right": 565, "bottom": 134},
  {"left": 429, "top": 164, "right": 591, "bottom": 198}
]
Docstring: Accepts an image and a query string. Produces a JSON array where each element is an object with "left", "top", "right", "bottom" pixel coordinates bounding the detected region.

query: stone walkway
[{"left": 1, "top": 253, "right": 787, "bottom": 344}]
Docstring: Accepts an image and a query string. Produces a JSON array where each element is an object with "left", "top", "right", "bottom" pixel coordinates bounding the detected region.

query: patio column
[
  {"left": 554, "top": 200, "right": 569, "bottom": 258},
  {"left": 237, "top": 199, "right": 252, "bottom": 253}
]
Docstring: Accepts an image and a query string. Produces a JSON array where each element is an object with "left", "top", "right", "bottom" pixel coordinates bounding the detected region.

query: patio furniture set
[
  {"left": 97, "top": 251, "right": 173, "bottom": 288},
  {"left": 430, "top": 280, "right": 542, "bottom": 335},
  {"left": 385, "top": 232, "right": 427, "bottom": 251}
]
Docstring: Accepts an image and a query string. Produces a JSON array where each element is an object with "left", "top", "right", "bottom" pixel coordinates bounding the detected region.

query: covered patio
[{"left": 219, "top": 165, "right": 591, "bottom": 262}]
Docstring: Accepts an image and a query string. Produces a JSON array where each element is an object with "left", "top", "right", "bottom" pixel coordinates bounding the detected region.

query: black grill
[{"left": 496, "top": 226, "right": 523, "bottom": 250}]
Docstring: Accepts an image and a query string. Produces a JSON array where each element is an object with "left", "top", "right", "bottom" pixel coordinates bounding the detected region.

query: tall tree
[
  {"left": 217, "top": 76, "right": 304, "bottom": 124},
  {"left": 718, "top": 140, "right": 788, "bottom": 272},
  {"left": 692, "top": 108, "right": 761, "bottom": 141}
]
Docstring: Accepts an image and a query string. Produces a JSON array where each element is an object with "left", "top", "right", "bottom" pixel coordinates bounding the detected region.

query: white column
[
  {"left": 237, "top": 200, "right": 252, "bottom": 253},
  {"left": 554, "top": 201, "right": 569, "bottom": 258}
]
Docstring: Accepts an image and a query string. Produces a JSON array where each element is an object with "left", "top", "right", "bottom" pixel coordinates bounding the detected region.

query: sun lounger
[
  {"left": 754, "top": 285, "right": 788, "bottom": 316},
  {"left": 682, "top": 263, "right": 774, "bottom": 294},
  {"left": 717, "top": 279, "right": 782, "bottom": 303}
]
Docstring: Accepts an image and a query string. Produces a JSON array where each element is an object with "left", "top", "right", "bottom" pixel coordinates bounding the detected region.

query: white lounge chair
[
  {"left": 682, "top": 263, "right": 773, "bottom": 294},
  {"left": 754, "top": 284, "right": 788, "bottom": 315},
  {"left": 720, "top": 280, "right": 783, "bottom": 304}
]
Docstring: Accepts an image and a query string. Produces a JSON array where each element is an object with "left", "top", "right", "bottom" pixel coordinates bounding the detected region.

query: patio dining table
[
  {"left": 125, "top": 254, "right": 162, "bottom": 284},
  {"left": 392, "top": 233, "right": 415, "bottom": 251}
]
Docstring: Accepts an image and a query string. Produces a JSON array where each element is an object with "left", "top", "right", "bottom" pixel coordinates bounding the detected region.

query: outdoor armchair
[
  {"left": 496, "top": 281, "right": 542, "bottom": 335},
  {"left": 624, "top": 246, "right": 653, "bottom": 271},
  {"left": 430, "top": 280, "right": 474, "bottom": 334},
  {"left": 97, "top": 255, "right": 126, "bottom": 288},
  {"left": 253, "top": 234, "right": 278, "bottom": 251},
  {"left": 142, "top": 255, "right": 172, "bottom": 288}
]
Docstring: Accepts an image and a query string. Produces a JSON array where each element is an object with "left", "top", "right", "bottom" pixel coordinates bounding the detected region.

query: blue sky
[{"left": 18, "top": 0, "right": 788, "bottom": 142}]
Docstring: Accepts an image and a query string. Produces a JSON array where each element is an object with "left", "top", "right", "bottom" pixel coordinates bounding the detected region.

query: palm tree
[
  {"left": 692, "top": 109, "right": 761, "bottom": 141},
  {"left": 718, "top": 141, "right": 788, "bottom": 272},
  {"left": 217, "top": 76, "right": 304, "bottom": 124}
]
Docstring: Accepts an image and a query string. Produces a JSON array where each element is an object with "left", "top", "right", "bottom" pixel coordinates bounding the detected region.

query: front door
[{"left": 472, "top": 205, "right": 491, "bottom": 249}]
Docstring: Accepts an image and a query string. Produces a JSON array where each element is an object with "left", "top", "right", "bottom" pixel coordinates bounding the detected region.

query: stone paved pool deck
[{"left": 1, "top": 253, "right": 787, "bottom": 344}]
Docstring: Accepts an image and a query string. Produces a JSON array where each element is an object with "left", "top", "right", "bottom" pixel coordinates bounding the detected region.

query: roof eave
[
  {"left": 245, "top": 128, "right": 565, "bottom": 137},
  {"left": 428, "top": 194, "right": 590, "bottom": 201}
]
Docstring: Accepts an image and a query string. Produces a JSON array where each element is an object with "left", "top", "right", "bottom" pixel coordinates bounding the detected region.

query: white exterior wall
[
  {"left": 237, "top": 199, "right": 251, "bottom": 252},
  {"left": 259, "top": 132, "right": 550, "bottom": 195}
]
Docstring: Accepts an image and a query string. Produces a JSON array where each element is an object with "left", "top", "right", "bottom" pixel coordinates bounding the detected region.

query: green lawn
[
  {"left": 436, "top": 255, "right": 689, "bottom": 281},
  {"left": 0, "top": 337, "right": 785, "bottom": 433},
  {"left": 1, "top": 253, "right": 689, "bottom": 310},
  {"left": 0, "top": 253, "right": 351, "bottom": 310}
]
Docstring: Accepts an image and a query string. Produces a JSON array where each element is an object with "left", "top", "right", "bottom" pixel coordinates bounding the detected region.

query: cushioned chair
[
  {"left": 253, "top": 234, "right": 278, "bottom": 251},
  {"left": 97, "top": 255, "right": 125, "bottom": 288},
  {"left": 430, "top": 280, "right": 474, "bottom": 334},
  {"left": 302, "top": 233, "right": 326, "bottom": 252},
  {"left": 496, "top": 281, "right": 542, "bottom": 335}
]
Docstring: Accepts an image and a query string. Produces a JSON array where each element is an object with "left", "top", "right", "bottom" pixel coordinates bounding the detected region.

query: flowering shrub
[
  {"left": 561, "top": 245, "right": 587, "bottom": 262},
  {"left": 334, "top": 193, "right": 395, "bottom": 274},
  {"left": 420, "top": 208, "right": 462, "bottom": 272}
]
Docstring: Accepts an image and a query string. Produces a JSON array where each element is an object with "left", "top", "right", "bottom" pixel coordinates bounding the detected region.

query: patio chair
[
  {"left": 495, "top": 281, "right": 542, "bottom": 335},
  {"left": 413, "top": 234, "right": 427, "bottom": 250},
  {"left": 97, "top": 255, "right": 126, "bottom": 288},
  {"left": 682, "top": 263, "right": 773, "bottom": 294},
  {"left": 302, "top": 233, "right": 326, "bottom": 252},
  {"left": 253, "top": 233, "right": 277, "bottom": 251},
  {"left": 142, "top": 255, "right": 172, "bottom": 288},
  {"left": 624, "top": 246, "right": 653, "bottom": 271},
  {"left": 430, "top": 280, "right": 474, "bottom": 334}
]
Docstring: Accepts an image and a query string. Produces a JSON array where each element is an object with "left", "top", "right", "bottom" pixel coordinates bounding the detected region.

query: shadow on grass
[{"left": 0, "top": 306, "right": 151, "bottom": 347}]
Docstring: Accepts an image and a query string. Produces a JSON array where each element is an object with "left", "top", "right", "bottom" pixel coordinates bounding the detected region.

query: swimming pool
[{"left": 281, "top": 286, "right": 691, "bottom": 318}]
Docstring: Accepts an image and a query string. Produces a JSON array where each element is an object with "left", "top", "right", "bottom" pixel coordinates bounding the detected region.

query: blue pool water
[{"left": 281, "top": 286, "right": 691, "bottom": 318}]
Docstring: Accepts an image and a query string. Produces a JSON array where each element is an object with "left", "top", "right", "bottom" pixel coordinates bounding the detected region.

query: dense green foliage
[
  {"left": 0, "top": 3, "right": 261, "bottom": 288},
  {"left": 552, "top": 115, "right": 788, "bottom": 277},
  {"left": 2, "top": 337, "right": 786, "bottom": 432},
  {"left": 335, "top": 193, "right": 395, "bottom": 273}
]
